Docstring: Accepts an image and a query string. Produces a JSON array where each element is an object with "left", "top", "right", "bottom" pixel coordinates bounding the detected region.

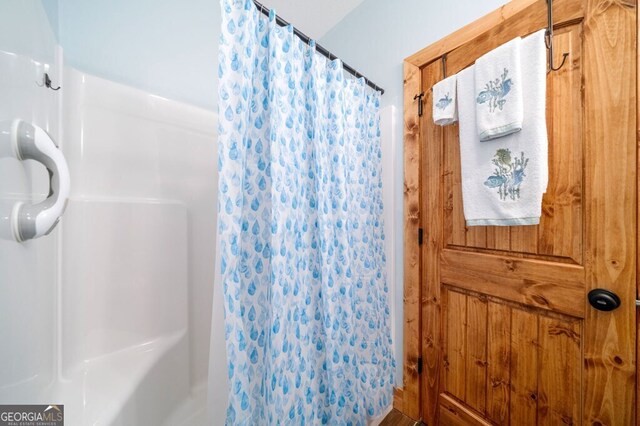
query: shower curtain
[{"left": 217, "top": 0, "right": 395, "bottom": 424}]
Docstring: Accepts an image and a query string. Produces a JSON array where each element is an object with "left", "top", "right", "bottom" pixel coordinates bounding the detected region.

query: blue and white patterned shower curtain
[{"left": 217, "top": 1, "right": 395, "bottom": 424}]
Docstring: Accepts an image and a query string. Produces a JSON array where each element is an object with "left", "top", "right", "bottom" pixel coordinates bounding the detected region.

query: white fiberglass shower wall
[
  {"left": 0, "top": 2, "right": 222, "bottom": 424},
  {"left": 0, "top": 1, "right": 62, "bottom": 404}
]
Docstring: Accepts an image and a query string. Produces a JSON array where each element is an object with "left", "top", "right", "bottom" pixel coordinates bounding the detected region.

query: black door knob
[{"left": 588, "top": 289, "right": 621, "bottom": 312}]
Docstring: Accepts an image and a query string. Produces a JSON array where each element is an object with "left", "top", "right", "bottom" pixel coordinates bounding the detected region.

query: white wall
[
  {"left": 320, "top": 0, "right": 508, "bottom": 383},
  {"left": 58, "top": 0, "right": 221, "bottom": 111}
]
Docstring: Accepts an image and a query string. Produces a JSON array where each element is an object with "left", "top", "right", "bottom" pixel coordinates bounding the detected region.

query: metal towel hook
[
  {"left": 442, "top": 54, "right": 447, "bottom": 78},
  {"left": 36, "top": 73, "right": 60, "bottom": 91},
  {"left": 545, "top": 0, "right": 569, "bottom": 72}
]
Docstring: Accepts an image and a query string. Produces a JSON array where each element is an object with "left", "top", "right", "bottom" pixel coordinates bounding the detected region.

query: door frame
[{"left": 396, "top": 0, "right": 639, "bottom": 422}]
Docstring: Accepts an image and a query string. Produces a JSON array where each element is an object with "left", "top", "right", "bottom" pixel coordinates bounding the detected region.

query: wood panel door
[{"left": 415, "top": 0, "right": 637, "bottom": 425}]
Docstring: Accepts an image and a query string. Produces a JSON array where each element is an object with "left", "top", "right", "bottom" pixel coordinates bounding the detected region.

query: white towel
[
  {"left": 458, "top": 29, "right": 548, "bottom": 226},
  {"left": 475, "top": 37, "right": 523, "bottom": 141},
  {"left": 432, "top": 74, "right": 457, "bottom": 125}
]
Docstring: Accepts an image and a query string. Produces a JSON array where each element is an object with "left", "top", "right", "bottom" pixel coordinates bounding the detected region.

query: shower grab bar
[{"left": 0, "top": 119, "right": 70, "bottom": 241}]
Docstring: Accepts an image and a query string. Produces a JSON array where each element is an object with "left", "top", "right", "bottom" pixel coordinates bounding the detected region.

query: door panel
[
  {"left": 441, "top": 249, "right": 585, "bottom": 317},
  {"left": 444, "top": 25, "right": 583, "bottom": 263},
  {"left": 418, "top": 0, "right": 637, "bottom": 424},
  {"left": 441, "top": 289, "right": 582, "bottom": 424}
]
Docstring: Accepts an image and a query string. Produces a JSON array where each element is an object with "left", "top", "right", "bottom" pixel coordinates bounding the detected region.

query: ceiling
[{"left": 260, "top": 0, "right": 366, "bottom": 40}]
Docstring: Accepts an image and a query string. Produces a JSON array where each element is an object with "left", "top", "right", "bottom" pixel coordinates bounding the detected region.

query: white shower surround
[
  {"left": 0, "top": 24, "right": 220, "bottom": 421},
  {"left": 58, "top": 68, "right": 220, "bottom": 424}
]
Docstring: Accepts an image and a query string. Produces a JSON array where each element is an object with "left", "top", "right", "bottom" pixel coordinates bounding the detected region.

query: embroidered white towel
[
  {"left": 432, "top": 74, "right": 457, "bottom": 125},
  {"left": 474, "top": 36, "right": 523, "bottom": 141},
  {"left": 458, "top": 30, "right": 548, "bottom": 226}
]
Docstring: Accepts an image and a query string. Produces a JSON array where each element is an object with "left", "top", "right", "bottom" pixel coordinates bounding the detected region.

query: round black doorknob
[{"left": 588, "top": 289, "right": 621, "bottom": 312}]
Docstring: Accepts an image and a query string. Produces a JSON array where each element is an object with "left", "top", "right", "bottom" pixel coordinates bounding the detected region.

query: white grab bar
[{"left": 0, "top": 119, "right": 70, "bottom": 241}]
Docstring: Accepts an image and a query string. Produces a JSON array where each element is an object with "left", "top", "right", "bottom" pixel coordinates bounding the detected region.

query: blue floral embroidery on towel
[
  {"left": 435, "top": 92, "right": 452, "bottom": 110},
  {"left": 484, "top": 148, "right": 529, "bottom": 200},
  {"left": 476, "top": 68, "right": 512, "bottom": 112}
]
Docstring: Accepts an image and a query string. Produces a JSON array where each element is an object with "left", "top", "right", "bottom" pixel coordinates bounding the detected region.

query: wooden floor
[{"left": 380, "top": 409, "right": 419, "bottom": 426}]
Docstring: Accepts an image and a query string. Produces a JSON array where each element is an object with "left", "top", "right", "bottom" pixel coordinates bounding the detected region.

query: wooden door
[{"left": 405, "top": 0, "right": 637, "bottom": 424}]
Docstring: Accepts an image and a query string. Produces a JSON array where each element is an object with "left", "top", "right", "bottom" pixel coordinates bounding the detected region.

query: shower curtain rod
[{"left": 253, "top": 0, "right": 385, "bottom": 95}]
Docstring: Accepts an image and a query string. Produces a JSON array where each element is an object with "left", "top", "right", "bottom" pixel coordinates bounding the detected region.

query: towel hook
[
  {"left": 545, "top": 0, "right": 569, "bottom": 72},
  {"left": 36, "top": 73, "right": 60, "bottom": 91},
  {"left": 442, "top": 54, "right": 447, "bottom": 78}
]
